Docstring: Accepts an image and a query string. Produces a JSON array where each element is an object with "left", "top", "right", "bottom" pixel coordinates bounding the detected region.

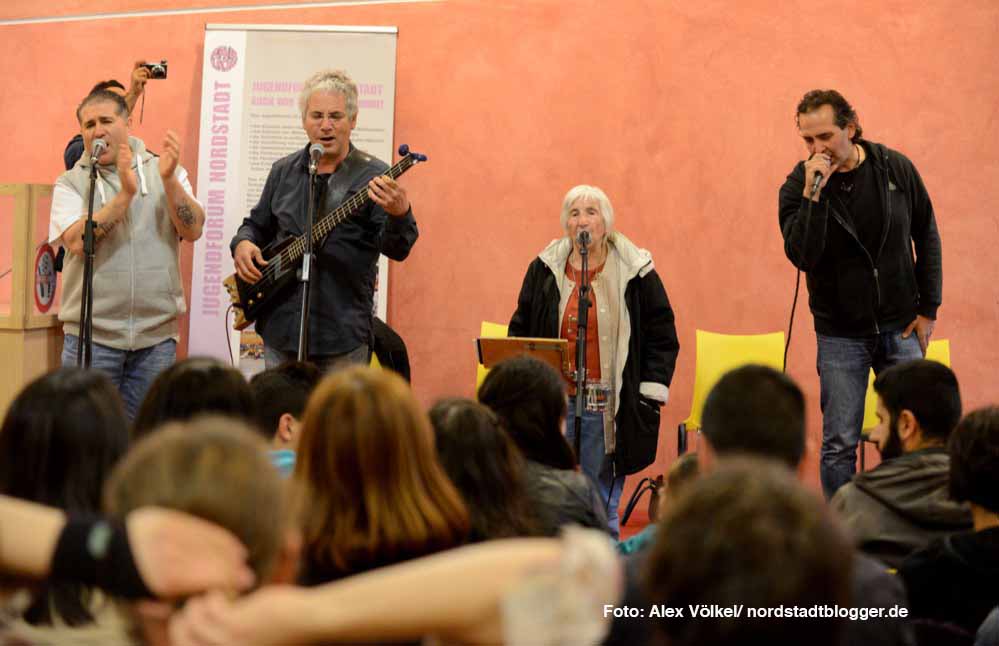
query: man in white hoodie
[{"left": 49, "top": 89, "right": 205, "bottom": 419}]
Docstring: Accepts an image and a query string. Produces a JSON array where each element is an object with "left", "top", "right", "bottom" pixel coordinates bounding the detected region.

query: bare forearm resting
[
  {"left": 297, "top": 540, "right": 562, "bottom": 643},
  {"left": 0, "top": 495, "right": 66, "bottom": 578},
  {"left": 62, "top": 191, "right": 133, "bottom": 257}
]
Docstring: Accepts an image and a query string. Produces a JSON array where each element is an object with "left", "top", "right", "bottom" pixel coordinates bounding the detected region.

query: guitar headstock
[{"left": 398, "top": 144, "right": 428, "bottom": 163}]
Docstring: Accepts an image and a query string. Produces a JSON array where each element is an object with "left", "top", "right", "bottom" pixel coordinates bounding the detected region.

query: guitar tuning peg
[
  {"left": 397, "top": 144, "right": 410, "bottom": 156},
  {"left": 412, "top": 152, "right": 427, "bottom": 162}
]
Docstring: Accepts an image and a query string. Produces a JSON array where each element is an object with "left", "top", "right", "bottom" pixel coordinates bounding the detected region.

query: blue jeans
[
  {"left": 61, "top": 335, "right": 177, "bottom": 421},
  {"left": 263, "top": 344, "right": 368, "bottom": 373},
  {"left": 817, "top": 330, "right": 923, "bottom": 499},
  {"left": 566, "top": 398, "right": 625, "bottom": 539}
]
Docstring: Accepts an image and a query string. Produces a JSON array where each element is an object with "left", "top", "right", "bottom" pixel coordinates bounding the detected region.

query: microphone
[
  {"left": 577, "top": 230, "right": 591, "bottom": 248},
  {"left": 810, "top": 169, "right": 823, "bottom": 196},
  {"left": 90, "top": 138, "right": 108, "bottom": 164},
  {"left": 308, "top": 143, "right": 324, "bottom": 173}
]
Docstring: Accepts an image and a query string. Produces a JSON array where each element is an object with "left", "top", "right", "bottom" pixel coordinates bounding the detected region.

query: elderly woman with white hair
[{"left": 507, "top": 185, "right": 680, "bottom": 538}]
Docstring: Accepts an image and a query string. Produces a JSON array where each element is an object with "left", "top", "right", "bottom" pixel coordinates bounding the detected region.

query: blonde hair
[
  {"left": 299, "top": 69, "right": 358, "bottom": 119},
  {"left": 103, "top": 416, "right": 286, "bottom": 583},
  {"left": 293, "top": 366, "right": 469, "bottom": 577}
]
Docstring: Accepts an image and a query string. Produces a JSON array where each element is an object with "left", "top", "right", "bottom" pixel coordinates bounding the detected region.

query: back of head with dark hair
[
  {"left": 132, "top": 357, "right": 257, "bottom": 440},
  {"left": 873, "top": 359, "right": 961, "bottom": 443},
  {"left": 948, "top": 406, "right": 999, "bottom": 512},
  {"left": 76, "top": 88, "right": 129, "bottom": 123},
  {"left": 428, "top": 398, "right": 540, "bottom": 541},
  {"left": 0, "top": 368, "right": 129, "bottom": 627},
  {"left": 700, "top": 365, "right": 806, "bottom": 468},
  {"left": 249, "top": 361, "right": 322, "bottom": 440},
  {"left": 646, "top": 457, "right": 852, "bottom": 646},
  {"left": 796, "top": 88, "right": 863, "bottom": 142},
  {"left": 89, "top": 79, "right": 125, "bottom": 94},
  {"left": 477, "top": 355, "right": 575, "bottom": 470}
]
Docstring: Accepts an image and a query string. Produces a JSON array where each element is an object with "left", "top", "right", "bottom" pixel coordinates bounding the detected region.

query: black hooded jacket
[{"left": 779, "top": 140, "right": 942, "bottom": 336}]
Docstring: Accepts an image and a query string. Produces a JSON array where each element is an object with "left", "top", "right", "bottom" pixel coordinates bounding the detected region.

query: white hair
[
  {"left": 299, "top": 69, "right": 358, "bottom": 119},
  {"left": 559, "top": 185, "right": 614, "bottom": 234}
]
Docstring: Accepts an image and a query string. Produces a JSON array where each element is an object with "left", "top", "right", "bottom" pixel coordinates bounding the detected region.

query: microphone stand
[
  {"left": 76, "top": 155, "right": 100, "bottom": 367},
  {"left": 572, "top": 233, "right": 591, "bottom": 462},
  {"left": 297, "top": 152, "right": 321, "bottom": 361}
]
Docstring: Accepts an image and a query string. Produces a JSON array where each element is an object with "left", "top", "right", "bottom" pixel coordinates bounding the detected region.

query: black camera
[{"left": 141, "top": 60, "right": 168, "bottom": 79}]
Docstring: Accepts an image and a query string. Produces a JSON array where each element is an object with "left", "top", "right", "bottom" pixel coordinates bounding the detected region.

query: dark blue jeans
[
  {"left": 61, "top": 334, "right": 177, "bottom": 421},
  {"left": 566, "top": 398, "right": 625, "bottom": 539},
  {"left": 816, "top": 330, "right": 923, "bottom": 499}
]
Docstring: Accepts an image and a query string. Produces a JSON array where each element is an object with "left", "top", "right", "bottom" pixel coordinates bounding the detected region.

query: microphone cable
[
  {"left": 783, "top": 183, "right": 818, "bottom": 373},
  {"left": 224, "top": 304, "right": 235, "bottom": 366}
]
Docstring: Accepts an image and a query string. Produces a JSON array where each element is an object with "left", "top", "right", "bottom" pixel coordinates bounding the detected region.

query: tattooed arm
[
  {"left": 59, "top": 143, "right": 137, "bottom": 257},
  {"left": 160, "top": 130, "right": 205, "bottom": 241}
]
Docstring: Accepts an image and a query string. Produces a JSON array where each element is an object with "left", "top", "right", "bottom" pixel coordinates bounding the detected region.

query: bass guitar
[{"left": 224, "top": 144, "right": 427, "bottom": 330}]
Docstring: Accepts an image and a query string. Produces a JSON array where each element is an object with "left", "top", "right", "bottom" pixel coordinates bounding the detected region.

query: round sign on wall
[{"left": 34, "top": 244, "right": 57, "bottom": 313}]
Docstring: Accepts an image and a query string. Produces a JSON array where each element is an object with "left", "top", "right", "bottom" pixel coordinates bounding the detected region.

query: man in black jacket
[
  {"left": 779, "top": 89, "right": 942, "bottom": 499},
  {"left": 231, "top": 69, "right": 417, "bottom": 371}
]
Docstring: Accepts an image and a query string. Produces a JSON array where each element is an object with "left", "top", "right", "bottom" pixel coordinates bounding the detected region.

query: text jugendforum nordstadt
[{"left": 604, "top": 604, "right": 909, "bottom": 621}]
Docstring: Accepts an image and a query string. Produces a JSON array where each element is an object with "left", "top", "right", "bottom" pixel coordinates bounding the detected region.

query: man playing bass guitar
[{"left": 230, "top": 69, "right": 418, "bottom": 371}]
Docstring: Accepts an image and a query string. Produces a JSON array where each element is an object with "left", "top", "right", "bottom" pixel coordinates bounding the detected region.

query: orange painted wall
[{"left": 2, "top": 0, "right": 998, "bottom": 493}]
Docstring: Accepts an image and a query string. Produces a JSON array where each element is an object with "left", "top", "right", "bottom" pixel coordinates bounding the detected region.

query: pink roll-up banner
[{"left": 190, "top": 24, "right": 398, "bottom": 375}]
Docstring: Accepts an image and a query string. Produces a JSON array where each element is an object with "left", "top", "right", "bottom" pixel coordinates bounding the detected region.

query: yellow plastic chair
[
  {"left": 476, "top": 321, "right": 509, "bottom": 390},
  {"left": 677, "top": 330, "right": 786, "bottom": 455},
  {"left": 858, "top": 338, "right": 951, "bottom": 469}
]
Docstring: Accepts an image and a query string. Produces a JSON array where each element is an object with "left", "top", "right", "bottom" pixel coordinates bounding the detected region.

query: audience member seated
[
  {"left": 248, "top": 360, "right": 322, "bottom": 476},
  {"left": 0, "top": 368, "right": 132, "bottom": 642},
  {"left": 645, "top": 457, "right": 853, "bottom": 646},
  {"left": 616, "top": 452, "right": 698, "bottom": 556},
  {"left": 132, "top": 357, "right": 257, "bottom": 439},
  {"left": 428, "top": 398, "right": 541, "bottom": 541},
  {"left": 832, "top": 360, "right": 972, "bottom": 568},
  {"left": 292, "top": 366, "right": 469, "bottom": 584},
  {"left": 103, "top": 416, "right": 298, "bottom": 646},
  {"left": 607, "top": 364, "right": 914, "bottom": 646},
  {"left": 477, "top": 355, "right": 609, "bottom": 535},
  {"left": 899, "top": 406, "right": 999, "bottom": 644}
]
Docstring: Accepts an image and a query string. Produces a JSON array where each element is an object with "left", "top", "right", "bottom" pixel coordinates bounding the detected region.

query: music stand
[{"left": 476, "top": 336, "right": 570, "bottom": 380}]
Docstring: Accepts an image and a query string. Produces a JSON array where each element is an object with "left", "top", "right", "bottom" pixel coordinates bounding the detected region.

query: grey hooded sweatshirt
[
  {"left": 831, "top": 447, "right": 973, "bottom": 568},
  {"left": 55, "top": 136, "right": 187, "bottom": 350}
]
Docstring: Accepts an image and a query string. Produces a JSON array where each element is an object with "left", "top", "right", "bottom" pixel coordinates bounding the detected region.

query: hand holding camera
[
  {"left": 140, "top": 60, "right": 168, "bottom": 80},
  {"left": 130, "top": 59, "right": 167, "bottom": 124}
]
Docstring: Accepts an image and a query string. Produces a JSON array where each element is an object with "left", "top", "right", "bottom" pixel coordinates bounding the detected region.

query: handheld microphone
[
  {"left": 308, "top": 143, "right": 324, "bottom": 173},
  {"left": 577, "top": 230, "right": 591, "bottom": 247},
  {"left": 810, "top": 169, "right": 824, "bottom": 196},
  {"left": 90, "top": 138, "right": 108, "bottom": 164}
]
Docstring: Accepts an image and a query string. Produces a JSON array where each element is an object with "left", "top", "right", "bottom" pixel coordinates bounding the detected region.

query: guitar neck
[{"left": 280, "top": 154, "right": 417, "bottom": 265}]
